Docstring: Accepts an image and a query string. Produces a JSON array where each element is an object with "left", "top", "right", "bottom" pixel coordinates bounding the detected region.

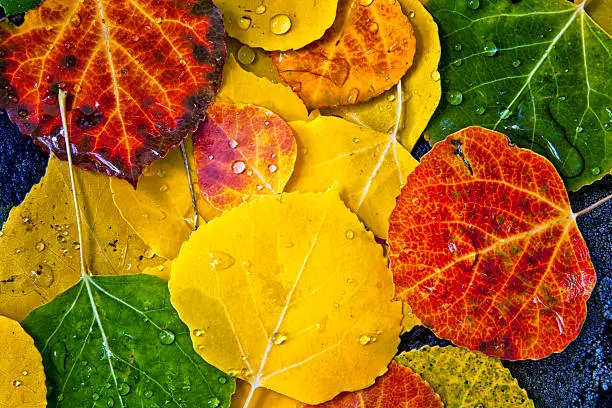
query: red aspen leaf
[
  {"left": 0, "top": 0, "right": 226, "bottom": 185},
  {"left": 193, "top": 101, "right": 297, "bottom": 211},
  {"left": 388, "top": 126, "right": 597, "bottom": 360},
  {"left": 302, "top": 361, "right": 443, "bottom": 408},
  {"left": 272, "top": 0, "right": 416, "bottom": 110}
]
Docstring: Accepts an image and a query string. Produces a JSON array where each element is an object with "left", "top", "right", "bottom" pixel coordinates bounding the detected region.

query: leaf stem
[
  {"left": 180, "top": 141, "right": 199, "bottom": 230},
  {"left": 242, "top": 383, "right": 257, "bottom": 408},
  {"left": 58, "top": 90, "right": 88, "bottom": 278},
  {"left": 573, "top": 193, "right": 612, "bottom": 218}
]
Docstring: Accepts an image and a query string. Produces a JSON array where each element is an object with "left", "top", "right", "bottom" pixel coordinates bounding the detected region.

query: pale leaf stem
[
  {"left": 573, "top": 193, "right": 612, "bottom": 218},
  {"left": 180, "top": 141, "right": 199, "bottom": 230}
]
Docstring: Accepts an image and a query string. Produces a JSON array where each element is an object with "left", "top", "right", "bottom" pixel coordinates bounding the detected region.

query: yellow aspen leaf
[
  {"left": 287, "top": 116, "right": 418, "bottom": 238},
  {"left": 169, "top": 191, "right": 402, "bottom": 404},
  {"left": 323, "top": 0, "right": 442, "bottom": 151},
  {"left": 231, "top": 380, "right": 300, "bottom": 408},
  {"left": 396, "top": 346, "right": 535, "bottom": 408},
  {"left": 143, "top": 259, "right": 173, "bottom": 281},
  {"left": 586, "top": 0, "right": 612, "bottom": 33},
  {"left": 193, "top": 102, "right": 297, "bottom": 211},
  {"left": 110, "top": 142, "right": 220, "bottom": 259},
  {"left": 214, "top": 0, "right": 339, "bottom": 51},
  {"left": 402, "top": 302, "right": 422, "bottom": 334},
  {"left": 0, "top": 158, "right": 163, "bottom": 321},
  {"left": 0, "top": 316, "right": 46, "bottom": 408},
  {"left": 218, "top": 55, "right": 309, "bottom": 122},
  {"left": 226, "top": 38, "right": 285, "bottom": 84}
]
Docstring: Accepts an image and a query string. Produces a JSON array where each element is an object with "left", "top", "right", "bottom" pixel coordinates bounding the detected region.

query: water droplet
[
  {"left": 107, "top": 397, "right": 115, "bottom": 407},
  {"left": 159, "top": 184, "right": 168, "bottom": 192},
  {"left": 576, "top": 126, "right": 583, "bottom": 133},
  {"left": 387, "top": 94, "right": 396, "bottom": 102},
  {"left": 347, "top": 88, "right": 359, "bottom": 103},
  {"left": 268, "top": 164, "right": 278, "bottom": 173},
  {"left": 451, "top": 59, "right": 463, "bottom": 67},
  {"left": 387, "top": 0, "right": 396, "bottom": 4},
  {"left": 208, "top": 397, "right": 221, "bottom": 408},
  {"left": 228, "top": 139, "right": 239, "bottom": 149},
  {"left": 512, "top": 59, "right": 521, "bottom": 67},
  {"left": 352, "top": 137, "right": 360, "bottom": 143},
  {"left": 18, "top": 109, "right": 28, "bottom": 118},
  {"left": 359, "top": 0, "right": 374, "bottom": 6},
  {"left": 57, "top": 393, "right": 64, "bottom": 402},
  {"left": 232, "top": 160, "right": 246, "bottom": 174},
  {"left": 22, "top": 371, "right": 28, "bottom": 376},
  {"left": 483, "top": 41, "right": 498, "bottom": 57},
  {"left": 467, "top": 0, "right": 480, "bottom": 9},
  {"left": 35, "top": 241, "right": 46, "bottom": 252},
  {"left": 208, "top": 154, "right": 214, "bottom": 160},
  {"left": 131, "top": 34, "right": 140, "bottom": 42},
  {"left": 144, "top": 390, "right": 154, "bottom": 399},
  {"left": 358, "top": 335, "right": 376, "bottom": 345},
  {"left": 256, "top": 5, "right": 267, "bottom": 14},
  {"left": 12, "top": 380, "right": 21, "bottom": 387},
  {"left": 237, "top": 45, "right": 256, "bottom": 65},
  {"left": 368, "top": 22, "right": 379, "bottom": 33},
  {"left": 345, "top": 230, "right": 355, "bottom": 239},
  {"left": 412, "top": 197, "right": 420, "bottom": 205},
  {"left": 446, "top": 90, "right": 463, "bottom": 105},
  {"left": 264, "top": 120, "right": 271, "bottom": 126},
  {"left": 475, "top": 106, "right": 486, "bottom": 115},
  {"left": 409, "top": 11, "right": 416, "bottom": 18},
  {"left": 50, "top": 342, "right": 68, "bottom": 373},
  {"left": 72, "top": 242, "right": 80, "bottom": 250},
  {"left": 270, "top": 14, "right": 292, "bottom": 35},
  {"left": 499, "top": 108, "right": 512, "bottom": 119},
  {"left": 154, "top": 16, "right": 162, "bottom": 24},
  {"left": 71, "top": 14, "right": 82, "bottom": 27},
  {"left": 73, "top": 84, "right": 81, "bottom": 93},
  {"left": 430, "top": 70, "right": 441, "bottom": 81},
  {"left": 271, "top": 333, "right": 287, "bottom": 345},
  {"left": 238, "top": 16, "right": 252, "bottom": 30},
  {"left": 454, "top": 43, "right": 462, "bottom": 51},
  {"left": 92, "top": 393, "right": 100, "bottom": 401},
  {"left": 218, "top": 376, "right": 227, "bottom": 384},
  {"left": 118, "top": 383, "right": 131, "bottom": 396},
  {"left": 558, "top": 96, "right": 567, "bottom": 101},
  {"left": 209, "top": 251, "right": 236, "bottom": 271},
  {"left": 591, "top": 167, "right": 601, "bottom": 175},
  {"left": 158, "top": 328, "right": 176, "bottom": 345},
  {"left": 292, "top": 82, "right": 302, "bottom": 92},
  {"left": 57, "top": 235, "right": 66, "bottom": 243}
]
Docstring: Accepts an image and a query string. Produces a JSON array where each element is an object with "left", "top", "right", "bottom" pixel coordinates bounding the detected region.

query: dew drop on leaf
[
  {"left": 500, "top": 109, "right": 512, "bottom": 120},
  {"left": 209, "top": 251, "right": 236, "bottom": 271},
  {"left": 12, "top": 380, "right": 22, "bottom": 387},
  {"left": 467, "top": 0, "right": 480, "bottom": 10},
  {"left": 193, "top": 328, "right": 204, "bottom": 337},
  {"left": 255, "top": 5, "right": 267, "bottom": 14},
  {"left": 144, "top": 390, "right": 154, "bottom": 399},
  {"left": 576, "top": 126, "right": 583, "bottom": 133},
  {"left": 268, "top": 164, "right": 278, "bottom": 173},
  {"left": 358, "top": 335, "right": 376, "bottom": 345},
  {"left": 475, "top": 106, "right": 486, "bottom": 115},
  {"left": 270, "top": 14, "right": 292, "bottom": 35},
  {"left": 271, "top": 333, "right": 287, "bottom": 345},
  {"left": 208, "top": 397, "right": 221, "bottom": 408},
  {"left": 107, "top": 397, "right": 115, "bottom": 407},
  {"left": 218, "top": 376, "right": 227, "bottom": 384},
  {"left": 512, "top": 59, "right": 521, "bottom": 67},
  {"left": 368, "top": 22, "right": 379, "bottom": 33},
  {"left": 347, "top": 88, "right": 360, "bottom": 103},
  {"left": 92, "top": 393, "right": 100, "bottom": 401},
  {"left": 483, "top": 41, "right": 498, "bottom": 56},
  {"left": 35, "top": 241, "right": 46, "bottom": 252},
  {"left": 454, "top": 43, "right": 462, "bottom": 51},
  {"left": 237, "top": 46, "right": 256, "bottom": 65},
  {"left": 431, "top": 70, "right": 441, "bottom": 81},
  {"left": 158, "top": 329, "right": 176, "bottom": 345},
  {"left": 446, "top": 90, "right": 463, "bottom": 105},
  {"left": 591, "top": 167, "right": 601, "bottom": 175},
  {"left": 117, "top": 383, "right": 131, "bottom": 396},
  {"left": 345, "top": 230, "right": 355, "bottom": 239},
  {"left": 232, "top": 161, "right": 247, "bottom": 174},
  {"left": 238, "top": 16, "right": 252, "bottom": 30}
]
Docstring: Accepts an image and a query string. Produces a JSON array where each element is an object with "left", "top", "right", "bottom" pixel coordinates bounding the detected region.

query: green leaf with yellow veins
[
  {"left": 396, "top": 346, "right": 534, "bottom": 408},
  {"left": 22, "top": 274, "right": 235, "bottom": 408},
  {"left": 424, "top": 0, "right": 611, "bottom": 190},
  {"left": 0, "top": 0, "right": 42, "bottom": 16}
]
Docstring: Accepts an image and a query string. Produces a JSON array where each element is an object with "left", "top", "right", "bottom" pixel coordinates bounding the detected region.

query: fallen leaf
[
  {"left": 302, "top": 361, "right": 443, "bottom": 408},
  {"left": 218, "top": 55, "right": 309, "bottom": 122},
  {"left": 0, "top": 157, "right": 163, "bottom": 321},
  {"left": 193, "top": 101, "right": 297, "bottom": 211},
  {"left": 0, "top": 316, "right": 46, "bottom": 408},
  {"left": 0, "top": 0, "right": 226, "bottom": 185},
  {"left": 111, "top": 140, "right": 220, "bottom": 259},
  {"left": 0, "top": 0, "right": 42, "bottom": 15},
  {"left": 388, "top": 126, "right": 597, "bottom": 360},
  {"left": 396, "top": 346, "right": 534, "bottom": 408},
  {"left": 323, "top": 0, "right": 441, "bottom": 151},
  {"left": 214, "top": 0, "right": 339, "bottom": 51},
  {"left": 226, "top": 38, "right": 285, "bottom": 83},
  {"left": 169, "top": 191, "right": 402, "bottom": 404},
  {"left": 21, "top": 274, "right": 235, "bottom": 407},
  {"left": 231, "top": 380, "right": 300, "bottom": 408},
  {"left": 287, "top": 116, "right": 418, "bottom": 238},
  {"left": 273, "top": 0, "right": 416, "bottom": 109},
  {"left": 423, "top": 0, "right": 611, "bottom": 191}
]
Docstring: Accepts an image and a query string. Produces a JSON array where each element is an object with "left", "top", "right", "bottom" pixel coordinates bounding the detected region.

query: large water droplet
[
  {"left": 483, "top": 41, "right": 498, "bottom": 57},
  {"left": 237, "top": 46, "right": 256, "bottom": 65},
  {"left": 238, "top": 16, "right": 252, "bottom": 30},
  {"left": 268, "top": 164, "right": 278, "bottom": 173},
  {"left": 347, "top": 88, "right": 360, "bottom": 104},
  {"left": 208, "top": 397, "right": 221, "bottom": 408},
  {"left": 35, "top": 241, "right": 46, "bottom": 252},
  {"left": 591, "top": 167, "right": 601, "bottom": 175},
  {"left": 193, "top": 328, "right": 205, "bottom": 337},
  {"left": 232, "top": 160, "right": 247, "bottom": 174},
  {"left": 467, "top": 0, "right": 480, "bottom": 10},
  {"left": 218, "top": 376, "right": 228, "bottom": 384},
  {"left": 446, "top": 90, "right": 463, "bottom": 105},
  {"left": 430, "top": 70, "right": 441, "bottom": 81},
  {"left": 117, "top": 382, "right": 131, "bottom": 396},
  {"left": 358, "top": 335, "right": 377, "bottom": 345},
  {"left": 270, "top": 15, "right": 292, "bottom": 35},
  {"left": 368, "top": 22, "right": 379, "bottom": 34},
  {"left": 256, "top": 5, "right": 267, "bottom": 14},
  {"left": 209, "top": 251, "right": 236, "bottom": 271},
  {"left": 159, "top": 329, "right": 176, "bottom": 345},
  {"left": 71, "top": 14, "right": 82, "bottom": 27},
  {"left": 499, "top": 108, "right": 512, "bottom": 119},
  {"left": 271, "top": 333, "right": 287, "bottom": 345},
  {"left": 345, "top": 230, "right": 355, "bottom": 239},
  {"left": 92, "top": 393, "right": 100, "bottom": 401},
  {"left": 12, "top": 380, "right": 22, "bottom": 387},
  {"left": 359, "top": 0, "right": 374, "bottom": 6},
  {"left": 144, "top": 390, "right": 154, "bottom": 399},
  {"left": 475, "top": 106, "right": 486, "bottom": 115},
  {"left": 107, "top": 397, "right": 115, "bottom": 407}
]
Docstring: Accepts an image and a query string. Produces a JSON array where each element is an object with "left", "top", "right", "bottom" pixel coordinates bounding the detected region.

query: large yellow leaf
[
  {"left": 0, "top": 158, "right": 163, "bottom": 321},
  {"left": 214, "top": 0, "right": 339, "bottom": 51},
  {"left": 323, "top": 0, "right": 441, "bottom": 151},
  {"left": 231, "top": 380, "right": 300, "bottom": 408},
  {"left": 218, "top": 55, "right": 309, "bottom": 122},
  {"left": 226, "top": 38, "right": 285, "bottom": 84},
  {"left": 110, "top": 142, "right": 220, "bottom": 259},
  {"left": 0, "top": 316, "right": 46, "bottom": 408},
  {"left": 287, "top": 116, "right": 418, "bottom": 238},
  {"left": 169, "top": 191, "right": 402, "bottom": 404}
]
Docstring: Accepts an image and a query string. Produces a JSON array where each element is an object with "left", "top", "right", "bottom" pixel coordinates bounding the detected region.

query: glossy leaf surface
[
  {"left": 273, "top": 0, "right": 416, "bottom": 109},
  {"left": 193, "top": 102, "right": 297, "bottom": 211},
  {"left": 397, "top": 346, "right": 534, "bottom": 408},
  {"left": 388, "top": 126, "right": 596, "bottom": 360},
  {"left": 303, "top": 361, "right": 443, "bottom": 408},
  {"left": 0, "top": 0, "right": 226, "bottom": 185},
  {"left": 0, "top": 316, "right": 46, "bottom": 408},
  {"left": 231, "top": 380, "right": 300, "bottom": 408},
  {"left": 324, "top": 0, "right": 441, "bottom": 151},
  {"left": 0, "top": 157, "right": 163, "bottom": 321},
  {"left": 111, "top": 141, "right": 220, "bottom": 259},
  {"left": 0, "top": 0, "right": 42, "bottom": 16},
  {"left": 288, "top": 116, "right": 418, "bottom": 238},
  {"left": 424, "top": 0, "right": 611, "bottom": 191},
  {"left": 170, "top": 191, "right": 402, "bottom": 403},
  {"left": 21, "top": 274, "right": 235, "bottom": 407},
  {"left": 214, "top": 0, "right": 339, "bottom": 51}
]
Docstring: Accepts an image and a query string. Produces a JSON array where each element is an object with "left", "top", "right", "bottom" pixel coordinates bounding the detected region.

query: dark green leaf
[
  {"left": 0, "top": 0, "right": 42, "bottom": 16},
  {"left": 21, "top": 274, "right": 235, "bottom": 408},
  {"left": 424, "top": 0, "right": 611, "bottom": 191}
]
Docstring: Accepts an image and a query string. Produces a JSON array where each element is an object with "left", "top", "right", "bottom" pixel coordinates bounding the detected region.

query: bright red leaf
[
  {"left": 193, "top": 101, "right": 297, "bottom": 211},
  {"left": 0, "top": 0, "right": 225, "bottom": 185},
  {"left": 302, "top": 361, "right": 443, "bottom": 408},
  {"left": 388, "top": 126, "right": 596, "bottom": 360}
]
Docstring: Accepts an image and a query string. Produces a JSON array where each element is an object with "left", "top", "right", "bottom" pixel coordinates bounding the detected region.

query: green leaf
[
  {"left": 21, "top": 274, "right": 235, "bottom": 408},
  {"left": 0, "top": 0, "right": 43, "bottom": 16},
  {"left": 396, "top": 346, "right": 534, "bottom": 408},
  {"left": 424, "top": 0, "right": 611, "bottom": 191}
]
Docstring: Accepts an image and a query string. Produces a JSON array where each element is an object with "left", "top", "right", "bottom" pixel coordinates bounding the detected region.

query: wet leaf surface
[
  {"left": 273, "top": 0, "right": 416, "bottom": 110},
  {"left": 0, "top": 0, "right": 226, "bottom": 185},
  {"left": 388, "top": 126, "right": 596, "bottom": 360},
  {"left": 193, "top": 101, "right": 297, "bottom": 211},
  {"left": 0, "top": 316, "right": 46, "bottom": 408},
  {"left": 170, "top": 191, "right": 401, "bottom": 404},
  {"left": 423, "top": 0, "right": 611, "bottom": 191},
  {"left": 21, "top": 274, "right": 235, "bottom": 408}
]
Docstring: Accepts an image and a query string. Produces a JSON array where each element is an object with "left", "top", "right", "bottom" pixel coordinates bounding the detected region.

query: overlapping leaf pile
[{"left": 0, "top": 0, "right": 609, "bottom": 407}]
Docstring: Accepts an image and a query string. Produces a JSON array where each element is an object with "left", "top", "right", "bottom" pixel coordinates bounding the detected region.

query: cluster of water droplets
[{"left": 236, "top": 4, "right": 292, "bottom": 36}]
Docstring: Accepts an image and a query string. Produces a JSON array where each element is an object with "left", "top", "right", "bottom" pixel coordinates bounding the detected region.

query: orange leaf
[
  {"left": 193, "top": 101, "right": 297, "bottom": 211},
  {"left": 302, "top": 361, "right": 443, "bottom": 408},
  {"left": 272, "top": 0, "right": 416, "bottom": 110},
  {"left": 0, "top": 0, "right": 225, "bottom": 185},
  {"left": 388, "top": 126, "right": 596, "bottom": 360}
]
